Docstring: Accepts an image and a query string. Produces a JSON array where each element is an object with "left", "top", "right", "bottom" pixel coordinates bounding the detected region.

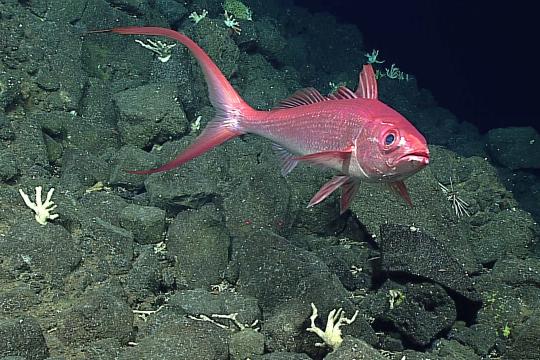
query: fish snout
[{"left": 410, "top": 149, "right": 430, "bottom": 166}]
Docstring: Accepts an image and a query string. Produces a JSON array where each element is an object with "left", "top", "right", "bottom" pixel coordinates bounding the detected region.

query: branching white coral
[
  {"left": 135, "top": 39, "right": 176, "bottom": 63},
  {"left": 19, "top": 186, "right": 59, "bottom": 225},
  {"left": 365, "top": 49, "right": 385, "bottom": 64},
  {"left": 306, "top": 302, "right": 359, "bottom": 350},
  {"left": 188, "top": 312, "right": 260, "bottom": 332},
  {"left": 189, "top": 10, "right": 208, "bottom": 24},
  {"left": 224, "top": 11, "right": 241, "bottom": 34}
]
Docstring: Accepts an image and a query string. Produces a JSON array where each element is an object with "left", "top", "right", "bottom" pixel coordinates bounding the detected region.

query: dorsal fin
[
  {"left": 275, "top": 68, "right": 377, "bottom": 110},
  {"left": 355, "top": 64, "right": 378, "bottom": 99},
  {"left": 275, "top": 87, "right": 327, "bottom": 109},
  {"left": 328, "top": 86, "right": 357, "bottom": 100}
]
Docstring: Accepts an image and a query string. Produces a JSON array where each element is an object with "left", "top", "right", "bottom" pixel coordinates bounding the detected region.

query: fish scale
[
  {"left": 248, "top": 103, "right": 364, "bottom": 151},
  {"left": 101, "top": 26, "right": 429, "bottom": 213}
]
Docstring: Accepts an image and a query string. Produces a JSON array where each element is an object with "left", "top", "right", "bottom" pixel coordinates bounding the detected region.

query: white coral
[
  {"left": 189, "top": 10, "right": 208, "bottom": 24},
  {"left": 19, "top": 186, "right": 59, "bottom": 225},
  {"left": 306, "top": 302, "right": 359, "bottom": 349}
]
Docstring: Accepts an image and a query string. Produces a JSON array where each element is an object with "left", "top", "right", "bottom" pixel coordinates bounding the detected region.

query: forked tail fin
[{"left": 104, "top": 26, "right": 256, "bottom": 174}]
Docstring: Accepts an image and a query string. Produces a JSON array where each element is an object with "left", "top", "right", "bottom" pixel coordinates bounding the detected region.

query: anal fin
[{"left": 272, "top": 143, "right": 298, "bottom": 176}]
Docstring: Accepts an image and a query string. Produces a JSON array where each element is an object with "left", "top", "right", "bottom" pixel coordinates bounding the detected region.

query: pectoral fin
[{"left": 294, "top": 148, "right": 352, "bottom": 173}]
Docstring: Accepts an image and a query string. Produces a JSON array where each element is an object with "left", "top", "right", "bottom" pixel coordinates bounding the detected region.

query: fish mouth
[{"left": 397, "top": 151, "right": 430, "bottom": 166}]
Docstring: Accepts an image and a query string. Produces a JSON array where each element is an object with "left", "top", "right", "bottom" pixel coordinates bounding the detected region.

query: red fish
[{"left": 104, "top": 27, "right": 429, "bottom": 213}]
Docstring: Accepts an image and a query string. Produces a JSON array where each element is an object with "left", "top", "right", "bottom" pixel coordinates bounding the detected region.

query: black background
[{"left": 292, "top": 0, "right": 539, "bottom": 133}]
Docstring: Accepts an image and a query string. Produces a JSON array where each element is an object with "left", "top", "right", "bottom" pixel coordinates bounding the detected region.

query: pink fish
[{"left": 104, "top": 27, "right": 429, "bottom": 213}]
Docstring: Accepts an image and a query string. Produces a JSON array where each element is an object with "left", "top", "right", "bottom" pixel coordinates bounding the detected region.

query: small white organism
[
  {"left": 19, "top": 186, "right": 59, "bottom": 225},
  {"left": 306, "top": 302, "right": 359, "bottom": 350},
  {"left": 135, "top": 39, "right": 176, "bottom": 63},
  {"left": 224, "top": 11, "right": 241, "bottom": 34},
  {"left": 365, "top": 49, "right": 385, "bottom": 64},
  {"left": 189, "top": 10, "right": 208, "bottom": 24}
]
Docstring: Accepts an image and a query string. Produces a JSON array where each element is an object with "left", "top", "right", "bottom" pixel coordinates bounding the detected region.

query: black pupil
[{"left": 385, "top": 133, "right": 395, "bottom": 145}]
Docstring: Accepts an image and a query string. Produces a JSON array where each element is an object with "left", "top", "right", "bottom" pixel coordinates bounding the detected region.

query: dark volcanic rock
[
  {"left": 486, "top": 126, "right": 540, "bottom": 169},
  {"left": 388, "top": 282, "right": 456, "bottom": 347},
  {"left": 0, "top": 316, "right": 49, "bottom": 360},
  {"left": 0, "top": 220, "right": 81, "bottom": 286},
  {"left": 227, "top": 229, "right": 351, "bottom": 313},
  {"left": 361, "top": 281, "right": 456, "bottom": 348},
  {"left": 57, "top": 285, "right": 133, "bottom": 346},
  {"left": 505, "top": 309, "right": 540, "bottom": 360},
  {"left": 379, "top": 223, "right": 481, "bottom": 304}
]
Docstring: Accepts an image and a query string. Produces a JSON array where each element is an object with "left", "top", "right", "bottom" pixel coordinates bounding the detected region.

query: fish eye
[
  {"left": 384, "top": 133, "right": 395, "bottom": 146},
  {"left": 379, "top": 128, "right": 400, "bottom": 152}
]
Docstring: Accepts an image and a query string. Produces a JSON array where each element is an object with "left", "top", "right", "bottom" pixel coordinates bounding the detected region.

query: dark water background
[{"left": 294, "top": 0, "right": 540, "bottom": 133}]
